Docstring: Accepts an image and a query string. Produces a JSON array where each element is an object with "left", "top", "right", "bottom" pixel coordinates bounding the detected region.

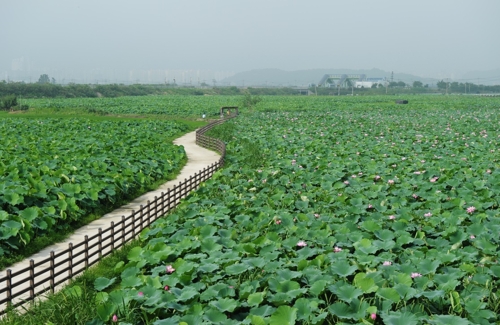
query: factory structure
[{"left": 318, "top": 74, "right": 387, "bottom": 88}]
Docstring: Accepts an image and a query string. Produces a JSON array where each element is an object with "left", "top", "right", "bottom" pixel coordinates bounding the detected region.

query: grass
[{"left": 0, "top": 239, "right": 143, "bottom": 325}]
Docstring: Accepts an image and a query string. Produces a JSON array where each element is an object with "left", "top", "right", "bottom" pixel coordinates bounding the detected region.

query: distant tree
[
  {"left": 437, "top": 80, "right": 447, "bottom": 90},
  {"left": 388, "top": 81, "right": 398, "bottom": 88},
  {"left": 37, "top": 74, "right": 50, "bottom": 84},
  {"left": 413, "top": 81, "right": 423, "bottom": 88},
  {"left": 397, "top": 81, "right": 406, "bottom": 88},
  {"left": 51, "top": 77, "right": 56, "bottom": 84},
  {"left": 371, "top": 83, "right": 378, "bottom": 88},
  {"left": 0, "top": 95, "right": 17, "bottom": 110},
  {"left": 242, "top": 91, "right": 262, "bottom": 109}
]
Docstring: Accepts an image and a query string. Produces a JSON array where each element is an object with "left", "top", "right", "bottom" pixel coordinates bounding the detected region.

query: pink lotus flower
[
  {"left": 344, "top": 181, "right": 349, "bottom": 185},
  {"left": 424, "top": 212, "right": 432, "bottom": 217},
  {"left": 164, "top": 285, "right": 169, "bottom": 291},
  {"left": 367, "top": 204, "right": 373, "bottom": 209},
  {"left": 166, "top": 265, "right": 175, "bottom": 274},
  {"left": 314, "top": 213, "right": 320, "bottom": 218},
  {"left": 430, "top": 177, "right": 438, "bottom": 183},
  {"left": 383, "top": 261, "right": 392, "bottom": 266},
  {"left": 412, "top": 194, "right": 418, "bottom": 199},
  {"left": 411, "top": 272, "right": 422, "bottom": 278},
  {"left": 388, "top": 179, "right": 395, "bottom": 185},
  {"left": 112, "top": 314, "right": 118, "bottom": 322},
  {"left": 275, "top": 219, "right": 282, "bottom": 225},
  {"left": 388, "top": 215, "right": 396, "bottom": 220},
  {"left": 138, "top": 291, "right": 144, "bottom": 297},
  {"left": 470, "top": 235, "right": 476, "bottom": 239},
  {"left": 351, "top": 175, "right": 357, "bottom": 178},
  {"left": 466, "top": 206, "right": 476, "bottom": 214},
  {"left": 333, "top": 246, "right": 342, "bottom": 253},
  {"left": 374, "top": 175, "right": 381, "bottom": 181},
  {"left": 297, "top": 240, "right": 307, "bottom": 247},
  {"left": 370, "top": 313, "right": 377, "bottom": 320}
]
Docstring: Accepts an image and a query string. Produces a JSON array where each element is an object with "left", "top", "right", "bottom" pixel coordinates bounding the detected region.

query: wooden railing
[{"left": 0, "top": 112, "right": 236, "bottom": 314}]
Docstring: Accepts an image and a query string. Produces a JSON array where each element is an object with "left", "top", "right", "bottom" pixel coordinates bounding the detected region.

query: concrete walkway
[{"left": 1, "top": 130, "right": 220, "bottom": 313}]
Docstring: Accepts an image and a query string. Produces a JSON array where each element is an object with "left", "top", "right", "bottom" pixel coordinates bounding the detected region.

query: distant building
[{"left": 318, "top": 74, "right": 386, "bottom": 88}]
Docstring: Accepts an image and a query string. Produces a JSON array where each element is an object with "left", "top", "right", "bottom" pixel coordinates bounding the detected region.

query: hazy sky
[{"left": 1, "top": 0, "right": 499, "bottom": 79}]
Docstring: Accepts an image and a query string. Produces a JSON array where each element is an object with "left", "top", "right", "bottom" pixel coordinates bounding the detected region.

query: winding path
[{"left": 1, "top": 129, "right": 221, "bottom": 313}]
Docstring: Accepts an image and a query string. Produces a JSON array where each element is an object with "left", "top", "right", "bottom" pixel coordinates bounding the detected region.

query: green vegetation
[
  {"left": 0, "top": 117, "right": 189, "bottom": 260},
  {"left": 0, "top": 81, "right": 300, "bottom": 99},
  {"left": 0, "top": 95, "right": 28, "bottom": 111},
  {"left": 2, "top": 95, "right": 500, "bottom": 324},
  {"left": 1, "top": 239, "right": 142, "bottom": 325}
]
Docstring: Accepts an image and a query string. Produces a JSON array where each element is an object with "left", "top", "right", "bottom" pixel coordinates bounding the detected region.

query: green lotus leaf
[
  {"left": 376, "top": 287, "right": 401, "bottom": 303},
  {"left": 249, "top": 305, "right": 276, "bottom": 318},
  {"left": 331, "top": 283, "right": 363, "bottom": 303},
  {"left": 353, "top": 273, "right": 379, "bottom": 293},
  {"left": 269, "top": 305, "right": 297, "bottom": 325},
  {"left": 328, "top": 302, "right": 356, "bottom": 319},
  {"left": 247, "top": 291, "right": 266, "bottom": 307},
  {"left": 381, "top": 311, "right": 419, "bottom": 325},
  {"left": 203, "top": 308, "right": 227, "bottom": 323},
  {"left": 426, "top": 315, "right": 471, "bottom": 325},
  {"left": 330, "top": 261, "right": 358, "bottom": 277},
  {"left": 94, "top": 277, "right": 116, "bottom": 291},
  {"left": 209, "top": 298, "right": 238, "bottom": 312},
  {"left": 225, "top": 263, "right": 249, "bottom": 275}
]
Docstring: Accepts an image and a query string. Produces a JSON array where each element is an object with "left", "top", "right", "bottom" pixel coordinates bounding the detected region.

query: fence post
[
  {"left": 50, "top": 251, "right": 55, "bottom": 293},
  {"left": 168, "top": 187, "right": 173, "bottom": 212},
  {"left": 68, "top": 243, "right": 73, "bottom": 279},
  {"left": 154, "top": 195, "right": 158, "bottom": 222},
  {"left": 145, "top": 201, "right": 149, "bottom": 228},
  {"left": 6, "top": 269, "right": 11, "bottom": 304},
  {"left": 110, "top": 222, "right": 115, "bottom": 252},
  {"left": 131, "top": 209, "right": 138, "bottom": 239},
  {"left": 160, "top": 192, "right": 165, "bottom": 218},
  {"left": 121, "top": 216, "right": 125, "bottom": 246},
  {"left": 29, "top": 260, "right": 35, "bottom": 301},
  {"left": 85, "top": 236, "right": 89, "bottom": 269},
  {"left": 98, "top": 228, "right": 102, "bottom": 260}
]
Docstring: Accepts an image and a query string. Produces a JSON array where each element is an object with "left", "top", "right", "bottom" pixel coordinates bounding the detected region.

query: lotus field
[
  {"left": 23, "top": 95, "right": 241, "bottom": 117},
  {"left": 0, "top": 118, "right": 187, "bottom": 256},
  {"left": 93, "top": 99, "right": 500, "bottom": 324}
]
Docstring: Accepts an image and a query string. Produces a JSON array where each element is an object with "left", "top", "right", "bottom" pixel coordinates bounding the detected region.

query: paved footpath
[{"left": 1, "top": 129, "right": 220, "bottom": 312}]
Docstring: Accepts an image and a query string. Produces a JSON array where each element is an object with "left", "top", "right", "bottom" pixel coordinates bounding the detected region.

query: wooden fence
[{"left": 0, "top": 113, "right": 235, "bottom": 314}]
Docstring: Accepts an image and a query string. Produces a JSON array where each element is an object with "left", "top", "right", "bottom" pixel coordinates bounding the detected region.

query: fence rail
[{"left": 0, "top": 112, "right": 236, "bottom": 314}]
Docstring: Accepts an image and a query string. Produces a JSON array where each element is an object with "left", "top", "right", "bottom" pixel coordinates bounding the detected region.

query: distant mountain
[{"left": 220, "top": 68, "right": 439, "bottom": 87}]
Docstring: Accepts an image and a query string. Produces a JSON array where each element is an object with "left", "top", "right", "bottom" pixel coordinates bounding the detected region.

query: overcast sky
[{"left": 1, "top": 0, "right": 499, "bottom": 80}]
